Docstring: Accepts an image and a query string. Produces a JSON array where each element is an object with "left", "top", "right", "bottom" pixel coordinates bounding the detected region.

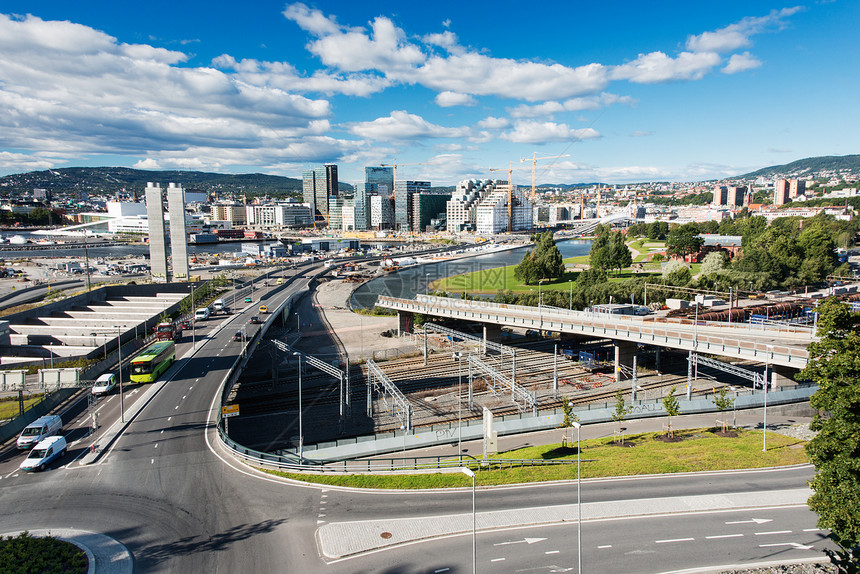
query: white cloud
[
  {"left": 349, "top": 111, "right": 470, "bottom": 141},
  {"left": 686, "top": 7, "right": 802, "bottom": 53},
  {"left": 477, "top": 116, "right": 510, "bottom": 129},
  {"left": 501, "top": 121, "right": 601, "bottom": 144},
  {"left": 435, "top": 91, "right": 477, "bottom": 107},
  {"left": 611, "top": 51, "right": 721, "bottom": 83},
  {"left": 722, "top": 52, "right": 762, "bottom": 74},
  {"left": 0, "top": 13, "right": 341, "bottom": 172},
  {"left": 423, "top": 31, "right": 461, "bottom": 53},
  {"left": 284, "top": 4, "right": 424, "bottom": 73},
  {"left": 509, "top": 101, "right": 565, "bottom": 118},
  {"left": 0, "top": 151, "right": 55, "bottom": 172},
  {"left": 511, "top": 93, "right": 636, "bottom": 117},
  {"left": 630, "top": 131, "right": 654, "bottom": 137}
]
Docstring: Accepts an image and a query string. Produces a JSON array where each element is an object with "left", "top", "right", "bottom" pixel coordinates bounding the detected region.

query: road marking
[
  {"left": 545, "top": 550, "right": 559, "bottom": 555},
  {"left": 320, "top": 500, "right": 326, "bottom": 504},
  {"left": 656, "top": 538, "right": 695, "bottom": 544},
  {"left": 434, "top": 569, "right": 450, "bottom": 573},
  {"left": 490, "top": 558, "right": 505, "bottom": 562},
  {"left": 759, "top": 542, "right": 813, "bottom": 550},
  {"left": 493, "top": 537, "right": 546, "bottom": 546},
  {"left": 160, "top": 430, "right": 164, "bottom": 434},
  {"left": 151, "top": 459, "right": 154, "bottom": 464},
  {"left": 196, "top": 378, "right": 200, "bottom": 382},
  {"left": 154, "top": 443, "right": 158, "bottom": 448},
  {"left": 803, "top": 528, "right": 820, "bottom": 532},
  {"left": 167, "top": 417, "right": 172, "bottom": 422},
  {"left": 182, "top": 395, "right": 186, "bottom": 400},
  {"left": 706, "top": 534, "right": 744, "bottom": 539},
  {"left": 597, "top": 545, "right": 612, "bottom": 549},
  {"left": 317, "top": 520, "right": 324, "bottom": 524},
  {"left": 189, "top": 386, "right": 193, "bottom": 390},
  {"left": 174, "top": 406, "right": 178, "bottom": 410},
  {"left": 755, "top": 531, "right": 792, "bottom": 536},
  {"left": 726, "top": 518, "right": 772, "bottom": 525}
]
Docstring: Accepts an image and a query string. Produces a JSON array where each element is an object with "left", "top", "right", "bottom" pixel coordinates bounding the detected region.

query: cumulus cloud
[
  {"left": 511, "top": 93, "right": 636, "bottom": 117},
  {"left": 349, "top": 111, "right": 470, "bottom": 141},
  {"left": 611, "top": 51, "right": 721, "bottom": 83},
  {"left": 509, "top": 101, "right": 565, "bottom": 118},
  {"left": 435, "top": 91, "right": 477, "bottom": 107},
  {"left": 686, "top": 7, "right": 802, "bottom": 53},
  {"left": 0, "top": 13, "right": 348, "bottom": 172},
  {"left": 501, "top": 121, "right": 601, "bottom": 144},
  {"left": 477, "top": 116, "right": 510, "bottom": 129},
  {"left": 630, "top": 131, "right": 654, "bottom": 137},
  {"left": 722, "top": 52, "right": 762, "bottom": 74}
]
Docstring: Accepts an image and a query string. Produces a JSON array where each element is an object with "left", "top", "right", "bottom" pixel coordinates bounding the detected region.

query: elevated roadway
[{"left": 377, "top": 294, "right": 814, "bottom": 369}]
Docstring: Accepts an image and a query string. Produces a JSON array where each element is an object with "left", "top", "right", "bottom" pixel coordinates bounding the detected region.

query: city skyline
[{"left": 0, "top": 1, "right": 857, "bottom": 185}]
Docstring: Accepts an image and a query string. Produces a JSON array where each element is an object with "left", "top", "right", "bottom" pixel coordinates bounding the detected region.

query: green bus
[{"left": 130, "top": 340, "right": 176, "bottom": 383}]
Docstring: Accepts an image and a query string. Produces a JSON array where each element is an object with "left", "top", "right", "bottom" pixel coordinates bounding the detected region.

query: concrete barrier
[{"left": 0, "top": 387, "right": 79, "bottom": 445}]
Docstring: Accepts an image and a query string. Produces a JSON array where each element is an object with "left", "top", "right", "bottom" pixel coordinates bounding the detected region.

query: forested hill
[
  {"left": 740, "top": 154, "right": 860, "bottom": 179},
  {"left": 0, "top": 167, "right": 353, "bottom": 197}
]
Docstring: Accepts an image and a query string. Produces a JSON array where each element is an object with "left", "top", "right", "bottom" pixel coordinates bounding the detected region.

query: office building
[
  {"left": 774, "top": 179, "right": 791, "bottom": 206},
  {"left": 365, "top": 166, "right": 394, "bottom": 197},
  {"left": 302, "top": 164, "right": 339, "bottom": 221},
  {"left": 394, "top": 180, "right": 431, "bottom": 232},
  {"left": 412, "top": 192, "right": 451, "bottom": 232},
  {"left": 370, "top": 195, "right": 394, "bottom": 229},
  {"left": 211, "top": 203, "right": 247, "bottom": 226}
]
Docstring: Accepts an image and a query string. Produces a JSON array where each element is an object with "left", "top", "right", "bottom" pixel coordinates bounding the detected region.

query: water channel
[{"left": 350, "top": 239, "right": 592, "bottom": 309}]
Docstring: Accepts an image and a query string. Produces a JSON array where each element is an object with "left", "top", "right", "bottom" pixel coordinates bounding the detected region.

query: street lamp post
[
  {"left": 191, "top": 283, "right": 196, "bottom": 349},
  {"left": 292, "top": 352, "right": 304, "bottom": 461},
  {"left": 454, "top": 351, "right": 463, "bottom": 463},
  {"left": 763, "top": 345, "right": 772, "bottom": 452},
  {"left": 117, "top": 326, "right": 125, "bottom": 423},
  {"left": 460, "top": 467, "right": 477, "bottom": 574},
  {"left": 569, "top": 279, "right": 573, "bottom": 310},
  {"left": 426, "top": 273, "right": 430, "bottom": 296},
  {"left": 572, "top": 418, "right": 582, "bottom": 574}
]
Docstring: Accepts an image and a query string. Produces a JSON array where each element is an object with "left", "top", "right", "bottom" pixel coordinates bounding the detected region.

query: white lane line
[
  {"left": 434, "top": 569, "right": 450, "bottom": 573},
  {"left": 182, "top": 395, "right": 186, "bottom": 400},
  {"left": 545, "top": 550, "right": 559, "bottom": 555},
  {"left": 755, "top": 530, "right": 792, "bottom": 536},
  {"left": 195, "top": 378, "right": 200, "bottom": 382},
  {"left": 151, "top": 459, "right": 154, "bottom": 464},
  {"left": 490, "top": 558, "right": 505, "bottom": 562},
  {"left": 656, "top": 538, "right": 695, "bottom": 544},
  {"left": 803, "top": 528, "right": 821, "bottom": 532},
  {"left": 167, "top": 417, "right": 172, "bottom": 422},
  {"left": 189, "top": 386, "right": 193, "bottom": 390},
  {"left": 154, "top": 443, "right": 158, "bottom": 448},
  {"left": 317, "top": 520, "right": 325, "bottom": 524},
  {"left": 597, "top": 545, "right": 612, "bottom": 549},
  {"left": 706, "top": 534, "right": 744, "bottom": 539},
  {"left": 4, "top": 469, "right": 17, "bottom": 479},
  {"left": 160, "top": 430, "right": 164, "bottom": 434},
  {"left": 174, "top": 406, "right": 178, "bottom": 410}
]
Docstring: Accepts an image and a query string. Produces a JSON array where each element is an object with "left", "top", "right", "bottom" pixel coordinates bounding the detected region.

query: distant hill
[
  {"left": 739, "top": 154, "right": 860, "bottom": 179},
  {"left": 0, "top": 167, "right": 353, "bottom": 198}
]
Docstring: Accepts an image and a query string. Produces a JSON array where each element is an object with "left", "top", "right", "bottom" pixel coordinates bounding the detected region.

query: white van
[
  {"left": 19, "top": 435, "right": 67, "bottom": 471},
  {"left": 194, "top": 307, "right": 210, "bottom": 321},
  {"left": 213, "top": 299, "right": 225, "bottom": 312},
  {"left": 17, "top": 414, "right": 63, "bottom": 450}
]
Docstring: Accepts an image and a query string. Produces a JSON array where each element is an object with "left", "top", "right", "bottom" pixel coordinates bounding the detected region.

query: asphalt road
[{"left": 0, "top": 260, "right": 834, "bottom": 573}]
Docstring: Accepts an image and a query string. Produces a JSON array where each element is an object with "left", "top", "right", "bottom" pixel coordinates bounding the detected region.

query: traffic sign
[{"left": 221, "top": 404, "right": 240, "bottom": 418}]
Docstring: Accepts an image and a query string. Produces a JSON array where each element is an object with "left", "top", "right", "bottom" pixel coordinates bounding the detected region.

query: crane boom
[{"left": 521, "top": 153, "right": 570, "bottom": 200}]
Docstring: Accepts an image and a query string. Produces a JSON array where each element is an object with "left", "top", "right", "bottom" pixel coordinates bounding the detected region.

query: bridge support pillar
[
  {"left": 482, "top": 323, "right": 502, "bottom": 355},
  {"left": 614, "top": 340, "right": 636, "bottom": 381},
  {"left": 397, "top": 311, "right": 413, "bottom": 336},
  {"left": 772, "top": 365, "right": 799, "bottom": 389}
]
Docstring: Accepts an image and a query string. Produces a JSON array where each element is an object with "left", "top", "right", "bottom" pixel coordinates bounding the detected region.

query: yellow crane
[
  {"left": 520, "top": 153, "right": 570, "bottom": 200},
  {"left": 380, "top": 158, "right": 435, "bottom": 187},
  {"left": 489, "top": 162, "right": 531, "bottom": 232}
]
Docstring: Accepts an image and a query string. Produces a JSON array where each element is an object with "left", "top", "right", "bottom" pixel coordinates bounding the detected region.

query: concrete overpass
[{"left": 376, "top": 294, "right": 814, "bottom": 372}]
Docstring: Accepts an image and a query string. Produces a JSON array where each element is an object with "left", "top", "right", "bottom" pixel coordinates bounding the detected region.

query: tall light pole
[
  {"left": 454, "top": 351, "right": 463, "bottom": 463},
  {"left": 572, "top": 417, "right": 582, "bottom": 574},
  {"left": 763, "top": 345, "right": 772, "bottom": 452},
  {"left": 292, "top": 352, "right": 304, "bottom": 461},
  {"left": 191, "top": 282, "right": 196, "bottom": 349},
  {"left": 117, "top": 325, "right": 125, "bottom": 423},
  {"left": 460, "top": 467, "right": 476, "bottom": 574},
  {"left": 425, "top": 273, "right": 430, "bottom": 296},
  {"left": 569, "top": 279, "right": 573, "bottom": 310}
]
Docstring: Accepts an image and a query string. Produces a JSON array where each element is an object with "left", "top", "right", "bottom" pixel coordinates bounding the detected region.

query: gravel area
[
  {"left": 720, "top": 563, "right": 834, "bottom": 574},
  {"left": 767, "top": 422, "right": 819, "bottom": 441}
]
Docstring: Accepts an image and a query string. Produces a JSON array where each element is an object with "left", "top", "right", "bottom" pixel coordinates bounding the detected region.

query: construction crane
[
  {"left": 380, "top": 158, "right": 434, "bottom": 186},
  {"left": 489, "top": 162, "right": 531, "bottom": 232},
  {"left": 520, "top": 153, "right": 570, "bottom": 200}
]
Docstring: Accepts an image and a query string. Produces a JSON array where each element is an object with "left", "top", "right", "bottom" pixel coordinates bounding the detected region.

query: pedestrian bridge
[{"left": 376, "top": 294, "right": 814, "bottom": 369}]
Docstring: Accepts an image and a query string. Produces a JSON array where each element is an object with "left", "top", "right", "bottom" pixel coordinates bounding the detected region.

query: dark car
[
  {"left": 232, "top": 331, "right": 243, "bottom": 342},
  {"left": 249, "top": 316, "right": 261, "bottom": 324}
]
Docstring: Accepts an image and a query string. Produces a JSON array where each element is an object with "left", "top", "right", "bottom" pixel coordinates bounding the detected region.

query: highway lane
[{"left": 320, "top": 506, "right": 830, "bottom": 573}]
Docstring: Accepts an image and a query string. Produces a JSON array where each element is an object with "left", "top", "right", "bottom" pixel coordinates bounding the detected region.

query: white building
[
  {"left": 446, "top": 179, "right": 497, "bottom": 232},
  {"left": 370, "top": 195, "right": 394, "bottom": 229},
  {"left": 475, "top": 186, "right": 532, "bottom": 234}
]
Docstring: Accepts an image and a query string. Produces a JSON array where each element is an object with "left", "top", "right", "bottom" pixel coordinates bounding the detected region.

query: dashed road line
[
  {"left": 706, "top": 534, "right": 744, "bottom": 539},
  {"left": 490, "top": 558, "right": 505, "bottom": 562},
  {"left": 597, "top": 545, "right": 612, "bottom": 549},
  {"left": 755, "top": 530, "right": 792, "bottom": 536},
  {"left": 545, "top": 550, "right": 559, "bottom": 555},
  {"left": 656, "top": 538, "right": 695, "bottom": 544}
]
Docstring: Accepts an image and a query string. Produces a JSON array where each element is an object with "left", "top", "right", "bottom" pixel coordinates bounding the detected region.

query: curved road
[{"left": 0, "top": 263, "right": 830, "bottom": 573}]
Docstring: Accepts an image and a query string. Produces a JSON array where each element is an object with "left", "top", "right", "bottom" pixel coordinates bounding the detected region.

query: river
[{"left": 350, "top": 239, "right": 592, "bottom": 309}]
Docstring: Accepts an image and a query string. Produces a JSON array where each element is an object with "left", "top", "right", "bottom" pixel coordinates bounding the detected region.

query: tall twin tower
[{"left": 145, "top": 182, "right": 189, "bottom": 282}]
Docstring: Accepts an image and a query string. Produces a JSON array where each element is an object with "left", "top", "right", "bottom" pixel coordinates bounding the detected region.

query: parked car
[
  {"left": 91, "top": 373, "right": 116, "bottom": 395},
  {"left": 180, "top": 320, "right": 193, "bottom": 330},
  {"left": 19, "top": 436, "right": 67, "bottom": 471}
]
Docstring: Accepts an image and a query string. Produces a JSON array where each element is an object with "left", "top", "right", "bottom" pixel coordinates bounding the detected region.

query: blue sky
[{"left": 0, "top": 1, "right": 857, "bottom": 185}]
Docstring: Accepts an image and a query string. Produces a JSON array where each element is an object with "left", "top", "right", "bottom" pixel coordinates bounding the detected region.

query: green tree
[
  {"left": 700, "top": 251, "right": 729, "bottom": 276},
  {"left": 666, "top": 227, "right": 704, "bottom": 259},
  {"left": 611, "top": 390, "right": 631, "bottom": 444},
  {"left": 712, "top": 387, "right": 735, "bottom": 432},
  {"left": 662, "top": 386, "right": 681, "bottom": 438},
  {"left": 560, "top": 396, "right": 580, "bottom": 447},
  {"left": 514, "top": 249, "right": 541, "bottom": 285},
  {"left": 800, "top": 298, "right": 860, "bottom": 570},
  {"left": 588, "top": 228, "right": 612, "bottom": 271},
  {"left": 609, "top": 232, "right": 633, "bottom": 274}
]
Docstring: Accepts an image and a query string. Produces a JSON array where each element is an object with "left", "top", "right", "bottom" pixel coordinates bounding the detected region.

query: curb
[{"left": 1, "top": 529, "right": 132, "bottom": 574}]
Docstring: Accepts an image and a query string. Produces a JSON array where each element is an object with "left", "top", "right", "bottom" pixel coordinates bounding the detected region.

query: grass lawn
[
  {"left": 0, "top": 397, "right": 42, "bottom": 420},
  {"left": 260, "top": 428, "right": 808, "bottom": 489}
]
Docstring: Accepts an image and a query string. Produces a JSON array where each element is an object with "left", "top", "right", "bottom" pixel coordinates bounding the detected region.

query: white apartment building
[
  {"left": 210, "top": 203, "right": 247, "bottom": 226},
  {"left": 446, "top": 179, "right": 497, "bottom": 232},
  {"left": 247, "top": 203, "right": 312, "bottom": 228},
  {"left": 370, "top": 195, "right": 394, "bottom": 229},
  {"left": 475, "top": 186, "right": 533, "bottom": 234}
]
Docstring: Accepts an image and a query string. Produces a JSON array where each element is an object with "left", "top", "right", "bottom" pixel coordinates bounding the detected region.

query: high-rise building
[
  {"left": 774, "top": 179, "right": 791, "bottom": 206},
  {"left": 370, "top": 195, "right": 394, "bottom": 229},
  {"left": 789, "top": 179, "right": 806, "bottom": 199},
  {"left": 167, "top": 183, "right": 189, "bottom": 281},
  {"left": 394, "top": 180, "right": 431, "bottom": 232},
  {"left": 145, "top": 183, "right": 169, "bottom": 282},
  {"left": 726, "top": 186, "right": 747, "bottom": 208},
  {"left": 302, "top": 164, "right": 339, "bottom": 221},
  {"left": 365, "top": 166, "right": 394, "bottom": 197},
  {"left": 475, "top": 185, "right": 532, "bottom": 234},
  {"left": 413, "top": 193, "right": 451, "bottom": 232},
  {"left": 447, "top": 179, "right": 498, "bottom": 232}
]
